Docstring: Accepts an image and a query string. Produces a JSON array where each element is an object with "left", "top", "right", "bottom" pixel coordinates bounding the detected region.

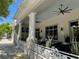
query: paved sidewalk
[
  {"left": 0, "top": 39, "right": 27, "bottom": 59},
  {"left": 0, "top": 39, "right": 13, "bottom": 45}
]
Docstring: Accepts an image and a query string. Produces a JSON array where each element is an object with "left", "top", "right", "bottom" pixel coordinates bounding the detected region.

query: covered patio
[{"left": 7, "top": 0, "right": 79, "bottom": 59}]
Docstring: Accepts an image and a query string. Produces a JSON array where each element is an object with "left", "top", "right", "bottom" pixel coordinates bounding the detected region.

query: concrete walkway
[
  {"left": 0, "top": 38, "right": 14, "bottom": 45},
  {"left": 0, "top": 39, "right": 27, "bottom": 59}
]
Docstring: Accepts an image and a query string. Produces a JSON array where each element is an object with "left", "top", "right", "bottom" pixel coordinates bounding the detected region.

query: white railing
[
  {"left": 13, "top": 32, "right": 79, "bottom": 59},
  {"left": 59, "top": 51, "right": 79, "bottom": 59},
  {"left": 31, "top": 44, "right": 59, "bottom": 59},
  {"left": 14, "top": 31, "right": 26, "bottom": 52},
  {"left": 14, "top": 32, "right": 17, "bottom": 45},
  {"left": 29, "top": 43, "right": 79, "bottom": 59},
  {"left": 18, "top": 40, "right": 26, "bottom": 51}
]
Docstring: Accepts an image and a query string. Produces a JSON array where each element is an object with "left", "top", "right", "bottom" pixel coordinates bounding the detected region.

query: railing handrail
[
  {"left": 35, "top": 44, "right": 79, "bottom": 59},
  {"left": 35, "top": 44, "right": 54, "bottom": 50},
  {"left": 59, "top": 51, "right": 79, "bottom": 58}
]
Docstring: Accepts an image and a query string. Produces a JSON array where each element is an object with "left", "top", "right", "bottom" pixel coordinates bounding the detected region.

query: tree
[
  {"left": 0, "top": 23, "right": 12, "bottom": 39},
  {"left": 0, "top": 0, "right": 14, "bottom": 38},
  {"left": 0, "top": 0, "right": 14, "bottom": 17},
  {"left": 0, "top": 23, "right": 12, "bottom": 33}
]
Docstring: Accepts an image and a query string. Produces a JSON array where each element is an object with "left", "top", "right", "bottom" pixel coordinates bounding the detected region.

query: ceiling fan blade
[
  {"left": 52, "top": 11, "right": 60, "bottom": 15},
  {"left": 52, "top": 11, "right": 58, "bottom": 14},
  {"left": 60, "top": 4, "right": 63, "bottom": 9},
  {"left": 65, "top": 11, "right": 71, "bottom": 13},
  {"left": 59, "top": 8, "right": 62, "bottom": 11},
  {"left": 66, "top": 9, "right": 72, "bottom": 11},
  {"left": 64, "top": 6, "right": 68, "bottom": 10},
  {"left": 62, "top": 12, "right": 64, "bottom": 15}
]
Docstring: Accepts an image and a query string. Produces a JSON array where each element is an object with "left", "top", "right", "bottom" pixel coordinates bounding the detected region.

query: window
[
  {"left": 22, "top": 27, "right": 24, "bottom": 32},
  {"left": 70, "top": 21, "right": 79, "bottom": 41},
  {"left": 22, "top": 27, "right": 26, "bottom": 32},
  {"left": 45, "top": 25, "right": 58, "bottom": 40},
  {"left": 21, "top": 27, "right": 29, "bottom": 41},
  {"left": 22, "top": 27, "right": 29, "bottom": 33},
  {"left": 35, "top": 29, "right": 40, "bottom": 39},
  {"left": 26, "top": 28, "right": 29, "bottom": 33},
  {"left": 70, "top": 21, "right": 78, "bottom": 26}
]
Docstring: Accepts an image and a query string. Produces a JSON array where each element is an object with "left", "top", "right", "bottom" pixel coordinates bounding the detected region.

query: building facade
[{"left": 14, "top": 0, "right": 79, "bottom": 55}]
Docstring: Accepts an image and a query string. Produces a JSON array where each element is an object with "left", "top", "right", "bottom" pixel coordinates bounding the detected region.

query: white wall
[
  {"left": 36, "top": 8, "right": 79, "bottom": 42},
  {"left": 36, "top": 0, "right": 79, "bottom": 42},
  {"left": 18, "top": 0, "right": 79, "bottom": 42}
]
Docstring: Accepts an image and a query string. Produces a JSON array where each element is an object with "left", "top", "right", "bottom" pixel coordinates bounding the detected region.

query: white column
[
  {"left": 26, "top": 12, "right": 36, "bottom": 56},
  {"left": 28, "top": 12, "right": 36, "bottom": 39},
  {"left": 27, "top": 12, "right": 36, "bottom": 41},
  {"left": 14, "top": 22, "right": 22, "bottom": 48},
  {"left": 11, "top": 20, "right": 17, "bottom": 43},
  {"left": 11, "top": 26, "right": 14, "bottom": 41},
  {"left": 17, "top": 22, "right": 22, "bottom": 43}
]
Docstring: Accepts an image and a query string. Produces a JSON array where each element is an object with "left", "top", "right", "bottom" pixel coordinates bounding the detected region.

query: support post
[
  {"left": 17, "top": 22, "right": 22, "bottom": 45},
  {"left": 11, "top": 20, "right": 17, "bottom": 44},
  {"left": 26, "top": 12, "right": 36, "bottom": 57}
]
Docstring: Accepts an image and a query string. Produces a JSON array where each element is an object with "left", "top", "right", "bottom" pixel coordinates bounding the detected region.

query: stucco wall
[
  {"left": 18, "top": 0, "right": 79, "bottom": 42},
  {"left": 36, "top": 8, "right": 79, "bottom": 42}
]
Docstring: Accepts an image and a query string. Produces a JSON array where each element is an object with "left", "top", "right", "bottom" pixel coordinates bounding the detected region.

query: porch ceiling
[
  {"left": 14, "top": 0, "right": 57, "bottom": 21},
  {"left": 34, "top": 0, "right": 58, "bottom": 13}
]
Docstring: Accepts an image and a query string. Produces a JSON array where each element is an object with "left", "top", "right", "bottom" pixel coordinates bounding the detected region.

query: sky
[{"left": 0, "top": 0, "right": 22, "bottom": 24}]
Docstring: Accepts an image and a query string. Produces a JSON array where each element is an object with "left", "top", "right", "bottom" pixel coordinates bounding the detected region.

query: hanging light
[{"left": 14, "top": 19, "right": 17, "bottom": 26}]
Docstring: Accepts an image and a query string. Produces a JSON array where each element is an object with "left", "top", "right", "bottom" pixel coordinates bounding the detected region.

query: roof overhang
[{"left": 14, "top": 0, "right": 56, "bottom": 21}]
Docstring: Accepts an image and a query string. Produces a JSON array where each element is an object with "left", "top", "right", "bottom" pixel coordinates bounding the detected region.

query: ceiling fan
[{"left": 53, "top": 4, "right": 72, "bottom": 15}]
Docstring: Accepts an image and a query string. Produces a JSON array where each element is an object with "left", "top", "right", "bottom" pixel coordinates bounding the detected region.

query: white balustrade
[
  {"left": 12, "top": 31, "right": 79, "bottom": 59},
  {"left": 27, "top": 43, "right": 79, "bottom": 59}
]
